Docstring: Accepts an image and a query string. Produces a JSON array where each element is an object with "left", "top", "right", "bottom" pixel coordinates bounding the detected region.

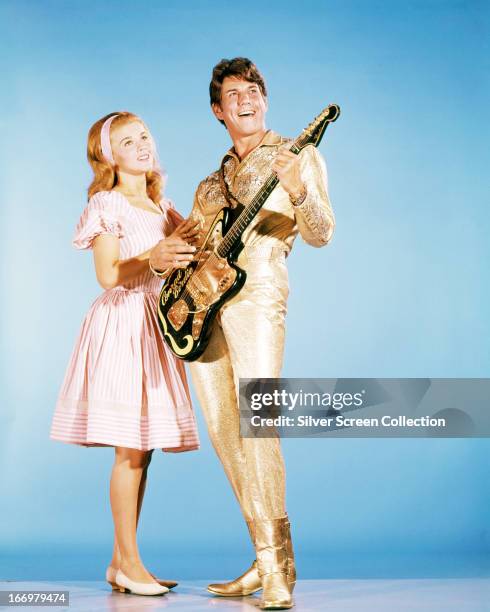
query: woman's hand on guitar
[
  {"left": 172, "top": 217, "right": 201, "bottom": 246},
  {"left": 149, "top": 237, "right": 196, "bottom": 271}
]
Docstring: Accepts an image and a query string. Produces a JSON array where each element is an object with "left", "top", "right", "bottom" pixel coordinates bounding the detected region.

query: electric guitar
[{"left": 157, "top": 103, "right": 340, "bottom": 361}]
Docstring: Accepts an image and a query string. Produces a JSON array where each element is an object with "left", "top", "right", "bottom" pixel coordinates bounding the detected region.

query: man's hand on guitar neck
[{"left": 272, "top": 147, "right": 306, "bottom": 202}]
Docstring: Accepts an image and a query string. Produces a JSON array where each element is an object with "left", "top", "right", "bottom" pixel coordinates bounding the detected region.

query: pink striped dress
[{"left": 50, "top": 190, "right": 199, "bottom": 452}]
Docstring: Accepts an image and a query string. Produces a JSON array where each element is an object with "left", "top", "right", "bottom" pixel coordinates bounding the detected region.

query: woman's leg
[
  {"left": 110, "top": 446, "right": 155, "bottom": 583},
  {"left": 109, "top": 451, "right": 153, "bottom": 569}
]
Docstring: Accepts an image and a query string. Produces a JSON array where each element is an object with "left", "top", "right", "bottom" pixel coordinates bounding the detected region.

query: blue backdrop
[{"left": 1, "top": 0, "right": 488, "bottom": 580}]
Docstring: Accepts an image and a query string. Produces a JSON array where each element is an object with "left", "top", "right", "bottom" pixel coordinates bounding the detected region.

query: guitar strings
[{"left": 175, "top": 167, "right": 286, "bottom": 306}]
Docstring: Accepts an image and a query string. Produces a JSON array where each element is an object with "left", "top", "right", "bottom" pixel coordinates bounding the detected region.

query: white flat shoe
[
  {"left": 106, "top": 565, "right": 178, "bottom": 590},
  {"left": 115, "top": 569, "right": 169, "bottom": 596}
]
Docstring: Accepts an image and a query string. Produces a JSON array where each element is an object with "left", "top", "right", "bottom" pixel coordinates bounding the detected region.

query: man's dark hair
[{"left": 209, "top": 57, "right": 267, "bottom": 125}]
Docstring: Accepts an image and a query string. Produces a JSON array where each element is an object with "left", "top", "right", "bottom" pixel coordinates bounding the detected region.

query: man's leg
[
  {"left": 190, "top": 321, "right": 253, "bottom": 520},
  {"left": 218, "top": 258, "right": 293, "bottom": 609},
  {"left": 191, "top": 321, "right": 265, "bottom": 597},
  {"left": 220, "top": 297, "right": 287, "bottom": 520},
  {"left": 190, "top": 254, "right": 294, "bottom": 607}
]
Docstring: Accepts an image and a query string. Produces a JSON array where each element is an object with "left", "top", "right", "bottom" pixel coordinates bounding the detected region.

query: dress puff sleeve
[
  {"left": 161, "top": 198, "right": 185, "bottom": 236},
  {"left": 72, "top": 191, "right": 125, "bottom": 250}
]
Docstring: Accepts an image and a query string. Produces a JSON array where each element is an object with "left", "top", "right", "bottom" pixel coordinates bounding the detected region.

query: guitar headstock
[{"left": 295, "top": 104, "right": 340, "bottom": 151}]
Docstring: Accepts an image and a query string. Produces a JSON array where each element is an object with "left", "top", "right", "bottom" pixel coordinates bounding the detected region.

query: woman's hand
[
  {"left": 149, "top": 217, "right": 201, "bottom": 272},
  {"left": 172, "top": 217, "right": 201, "bottom": 246},
  {"left": 149, "top": 238, "right": 196, "bottom": 271}
]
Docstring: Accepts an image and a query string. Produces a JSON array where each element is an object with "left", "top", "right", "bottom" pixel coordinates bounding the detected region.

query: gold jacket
[{"left": 190, "top": 129, "right": 335, "bottom": 257}]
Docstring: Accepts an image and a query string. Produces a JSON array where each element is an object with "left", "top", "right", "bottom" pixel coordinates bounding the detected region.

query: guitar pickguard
[
  {"left": 186, "top": 251, "right": 237, "bottom": 309},
  {"left": 167, "top": 299, "right": 189, "bottom": 330}
]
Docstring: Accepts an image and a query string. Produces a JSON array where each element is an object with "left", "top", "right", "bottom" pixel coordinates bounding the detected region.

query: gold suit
[{"left": 190, "top": 130, "right": 335, "bottom": 525}]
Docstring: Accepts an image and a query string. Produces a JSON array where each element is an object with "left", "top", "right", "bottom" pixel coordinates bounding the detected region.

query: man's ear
[{"left": 212, "top": 102, "right": 224, "bottom": 122}]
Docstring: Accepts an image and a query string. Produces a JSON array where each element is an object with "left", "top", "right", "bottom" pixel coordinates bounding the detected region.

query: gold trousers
[{"left": 190, "top": 247, "right": 289, "bottom": 520}]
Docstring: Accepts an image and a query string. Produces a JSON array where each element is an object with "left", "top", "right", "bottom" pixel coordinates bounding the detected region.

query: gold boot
[
  {"left": 284, "top": 518, "right": 296, "bottom": 593},
  {"left": 207, "top": 560, "right": 261, "bottom": 596},
  {"left": 255, "top": 517, "right": 293, "bottom": 610},
  {"left": 207, "top": 520, "right": 262, "bottom": 596}
]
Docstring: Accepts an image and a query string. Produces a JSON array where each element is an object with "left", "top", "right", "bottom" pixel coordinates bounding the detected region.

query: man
[{"left": 151, "top": 57, "right": 334, "bottom": 610}]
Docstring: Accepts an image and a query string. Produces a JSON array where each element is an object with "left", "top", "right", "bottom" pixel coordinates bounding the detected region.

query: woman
[{"left": 50, "top": 112, "right": 199, "bottom": 596}]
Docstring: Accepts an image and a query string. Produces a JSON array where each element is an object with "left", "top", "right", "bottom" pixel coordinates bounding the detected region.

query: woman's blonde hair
[{"left": 87, "top": 111, "right": 163, "bottom": 203}]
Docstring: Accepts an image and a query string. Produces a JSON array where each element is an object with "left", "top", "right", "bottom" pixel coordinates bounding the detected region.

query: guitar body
[{"left": 157, "top": 207, "right": 246, "bottom": 361}]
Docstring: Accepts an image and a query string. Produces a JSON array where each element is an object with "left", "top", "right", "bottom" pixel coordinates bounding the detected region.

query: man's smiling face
[{"left": 212, "top": 76, "right": 268, "bottom": 140}]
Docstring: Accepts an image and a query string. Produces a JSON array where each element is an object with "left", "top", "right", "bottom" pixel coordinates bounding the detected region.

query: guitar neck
[
  {"left": 215, "top": 102, "right": 340, "bottom": 258},
  {"left": 216, "top": 173, "right": 278, "bottom": 257},
  {"left": 216, "top": 139, "right": 304, "bottom": 258}
]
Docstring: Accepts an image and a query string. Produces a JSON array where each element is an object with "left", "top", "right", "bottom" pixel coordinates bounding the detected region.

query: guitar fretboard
[{"left": 216, "top": 139, "right": 305, "bottom": 258}]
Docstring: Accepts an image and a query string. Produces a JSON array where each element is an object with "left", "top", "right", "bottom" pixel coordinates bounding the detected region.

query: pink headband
[
  {"left": 100, "top": 113, "right": 161, "bottom": 172},
  {"left": 100, "top": 114, "right": 119, "bottom": 165}
]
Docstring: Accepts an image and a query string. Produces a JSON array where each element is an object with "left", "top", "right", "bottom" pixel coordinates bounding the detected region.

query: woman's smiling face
[{"left": 110, "top": 120, "right": 155, "bottom": 175}]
